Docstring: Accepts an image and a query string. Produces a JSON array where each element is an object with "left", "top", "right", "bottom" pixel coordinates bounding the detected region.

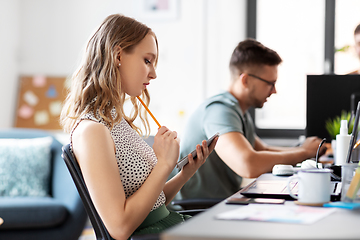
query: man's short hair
[
  {"left": 354, "top": 23, "right": 360, "bottom": 35},
  {"left": 229, "top": 38, "right": 282, "bottom": 78}
]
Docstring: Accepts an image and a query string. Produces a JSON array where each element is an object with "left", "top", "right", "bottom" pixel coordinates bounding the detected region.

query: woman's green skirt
[{"left": 131, "top": 204, "right": 191, "bottom": 238}]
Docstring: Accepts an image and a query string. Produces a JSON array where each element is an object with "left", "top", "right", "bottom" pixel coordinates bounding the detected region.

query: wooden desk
[{"left": 162, "top": 187, "right": 360, "bottom": 239}]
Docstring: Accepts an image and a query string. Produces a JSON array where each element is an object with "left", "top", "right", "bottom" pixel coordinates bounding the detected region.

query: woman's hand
[
  {"left": 181, "top": 136, "right": 218, "bottom": 179},
  {"left": 161, "top": 135, "right": 218, "bottom": 204},
  {"left": 152, "top": 126, "right": 180, "bottom": 173}
]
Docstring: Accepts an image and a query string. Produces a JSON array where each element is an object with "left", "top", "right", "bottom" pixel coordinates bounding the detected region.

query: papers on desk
[{"left": 215, "top": 204, "right": 336, "bottom": 224}]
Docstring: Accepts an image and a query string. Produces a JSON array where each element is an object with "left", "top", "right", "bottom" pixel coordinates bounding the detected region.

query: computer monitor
[
  {"left": 306, "top": 74, "right": 360, "bottom": 141},
  {"left": 346, "top": 101, "right": 360, "bottom": 163}
]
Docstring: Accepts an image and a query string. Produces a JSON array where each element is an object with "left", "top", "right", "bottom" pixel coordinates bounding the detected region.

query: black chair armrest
[
  {"left": 131, "top": 233, "right": 159, "bottom": 240},
  {"left": 171, "top": 198, "right": 223, "bottom": 210},
  {"left": 176, "top": 209, "right": 206, "bottom": 216}
]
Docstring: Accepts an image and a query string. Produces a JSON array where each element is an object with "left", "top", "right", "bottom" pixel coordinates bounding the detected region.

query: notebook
[{"left": 239, "top": 101, "right": 360, "bottom": 202}]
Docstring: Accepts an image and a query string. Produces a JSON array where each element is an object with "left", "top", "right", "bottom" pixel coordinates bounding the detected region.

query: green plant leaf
[{"left": 325, "top": 111, "right": 354, "bottom": 139}]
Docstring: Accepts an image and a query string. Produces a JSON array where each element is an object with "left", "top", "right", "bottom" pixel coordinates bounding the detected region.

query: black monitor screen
[{"left": 306, "top": 74, "right": 360, "bottom": 141}]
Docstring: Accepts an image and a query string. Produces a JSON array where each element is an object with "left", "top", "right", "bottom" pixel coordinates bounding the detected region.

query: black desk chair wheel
[{"left": 61, "top": 144, "right": 158, "bottom": 240}]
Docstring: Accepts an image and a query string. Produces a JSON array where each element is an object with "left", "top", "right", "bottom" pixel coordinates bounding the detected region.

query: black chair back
[{"left": 62, "top": 144, "right": 114, "bottom": 240}]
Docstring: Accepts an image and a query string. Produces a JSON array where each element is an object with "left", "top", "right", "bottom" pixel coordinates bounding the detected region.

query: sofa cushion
[
  {"left": 0, "top": 197, "right": 68, "bottom": 229},
  {"left": 0, "top": 137, "right": 52, "bottom": 197}
]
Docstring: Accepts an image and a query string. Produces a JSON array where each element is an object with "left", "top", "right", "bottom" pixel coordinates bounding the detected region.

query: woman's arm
[{"left": 72, "top": 121, "right": 178, "bottom": 240}]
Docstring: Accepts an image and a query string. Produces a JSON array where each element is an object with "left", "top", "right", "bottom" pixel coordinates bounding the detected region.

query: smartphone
[{"left": 176, "top": 132, "right": 219, "bottom": 169}]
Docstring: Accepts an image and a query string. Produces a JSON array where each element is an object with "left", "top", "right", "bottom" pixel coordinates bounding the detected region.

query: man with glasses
[{"left": 178, "top": 39, "right": 327, "bottom": 200}]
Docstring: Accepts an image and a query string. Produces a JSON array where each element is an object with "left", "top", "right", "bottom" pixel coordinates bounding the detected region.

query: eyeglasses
[{"left": 248, "top": 74, "right": 276, "bottom": 90}]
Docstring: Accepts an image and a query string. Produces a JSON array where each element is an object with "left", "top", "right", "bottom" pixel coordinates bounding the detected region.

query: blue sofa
[{"left": 0, "top": 128, "right": 87, "bottom": 240}]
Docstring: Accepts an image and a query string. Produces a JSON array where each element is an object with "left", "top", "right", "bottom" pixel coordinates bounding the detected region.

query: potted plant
[{"left": 325, "top": 111, "right": 354, "bottom": 139}]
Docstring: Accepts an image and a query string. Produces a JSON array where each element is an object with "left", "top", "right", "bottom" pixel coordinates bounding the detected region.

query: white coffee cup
[{"left": 286, "top": 168, "right": 333, "bottom": 204}]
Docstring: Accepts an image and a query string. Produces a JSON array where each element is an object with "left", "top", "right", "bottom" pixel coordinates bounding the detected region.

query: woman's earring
[{"left": 118, "top": 63, "right": 121, "bottom": 67}]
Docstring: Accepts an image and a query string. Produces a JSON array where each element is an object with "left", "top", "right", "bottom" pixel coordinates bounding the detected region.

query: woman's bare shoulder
[
  {"left": 72, "top": 120, "right": 114, "bottom": 154},
  {"left": 73, "top": 120, "right": 108, "bottom": 140}
]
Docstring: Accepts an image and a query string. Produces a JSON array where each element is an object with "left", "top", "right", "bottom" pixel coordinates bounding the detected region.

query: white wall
[
  {"left": 206, "top": 0, "right": 246, "bottom": 98},
  {"left": 0, "top": 0, "right": 20, "bottom": 128},
  {"left": 0, "top": 0, "right": 246, "bottom": 135},
  {"left": 18, "top": 0, "right": 133, "bottom": 76},
  {"left": 334, "top": 0, "right": 360, "bottom": 74}
]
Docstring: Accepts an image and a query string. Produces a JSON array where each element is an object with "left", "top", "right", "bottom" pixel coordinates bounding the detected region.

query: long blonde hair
[{"left": 60, "top": 14, "right": 158, "bottom": 136}]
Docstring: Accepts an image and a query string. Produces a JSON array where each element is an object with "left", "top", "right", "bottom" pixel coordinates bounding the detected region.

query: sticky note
[
  {"left": 46, "top": 85, "right": 58, "bottom": 98},
  {"left": 32, "top": 75, "right": 46, "bottom": 87},
  {"left": 323, "top": 202, "right": 360, "bottom": 209},
  {"left": 49, "top": 101, "right": 62, "bottom": 116},
  {"left": 23, "top": 91, "right": 39, "bottom": 106},
  {"left": 34, "top": 111, "right": 49, "bottom": 125},
  {"left": 18, "top": 105, "right": 34, "bottom": 119}
]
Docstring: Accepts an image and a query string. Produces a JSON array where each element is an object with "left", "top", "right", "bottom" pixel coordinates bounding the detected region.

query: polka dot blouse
[{"left": 71, "top": 109, "right": 166, "bottom": 211}]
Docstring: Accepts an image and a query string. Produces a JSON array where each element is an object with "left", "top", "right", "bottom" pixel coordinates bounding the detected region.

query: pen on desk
[{"left": 136, "top": 96, "right": 161, "bottom": 128}]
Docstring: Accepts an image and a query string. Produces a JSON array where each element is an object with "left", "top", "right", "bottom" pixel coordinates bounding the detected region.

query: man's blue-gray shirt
[{"left": 179, "top": 91, "right": 256, "bottom": 199}]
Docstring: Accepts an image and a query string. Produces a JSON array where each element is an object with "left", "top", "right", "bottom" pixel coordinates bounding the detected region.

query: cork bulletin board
[{"left": 15, "top": 76, "right": 68, "bottom": 130}]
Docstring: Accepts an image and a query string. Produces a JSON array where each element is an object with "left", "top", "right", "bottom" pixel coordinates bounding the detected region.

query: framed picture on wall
[{"left": 133, "top": 0, "right": 179, "bottom": 21}]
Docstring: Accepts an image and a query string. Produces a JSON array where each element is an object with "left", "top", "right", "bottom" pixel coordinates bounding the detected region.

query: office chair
[{"left": 61, "top": 144, "right": 159, "bottom": 240}]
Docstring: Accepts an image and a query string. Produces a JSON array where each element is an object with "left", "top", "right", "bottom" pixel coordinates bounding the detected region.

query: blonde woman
[{"left": 60, "top": 14, "right": 217, "bottom": 240}]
